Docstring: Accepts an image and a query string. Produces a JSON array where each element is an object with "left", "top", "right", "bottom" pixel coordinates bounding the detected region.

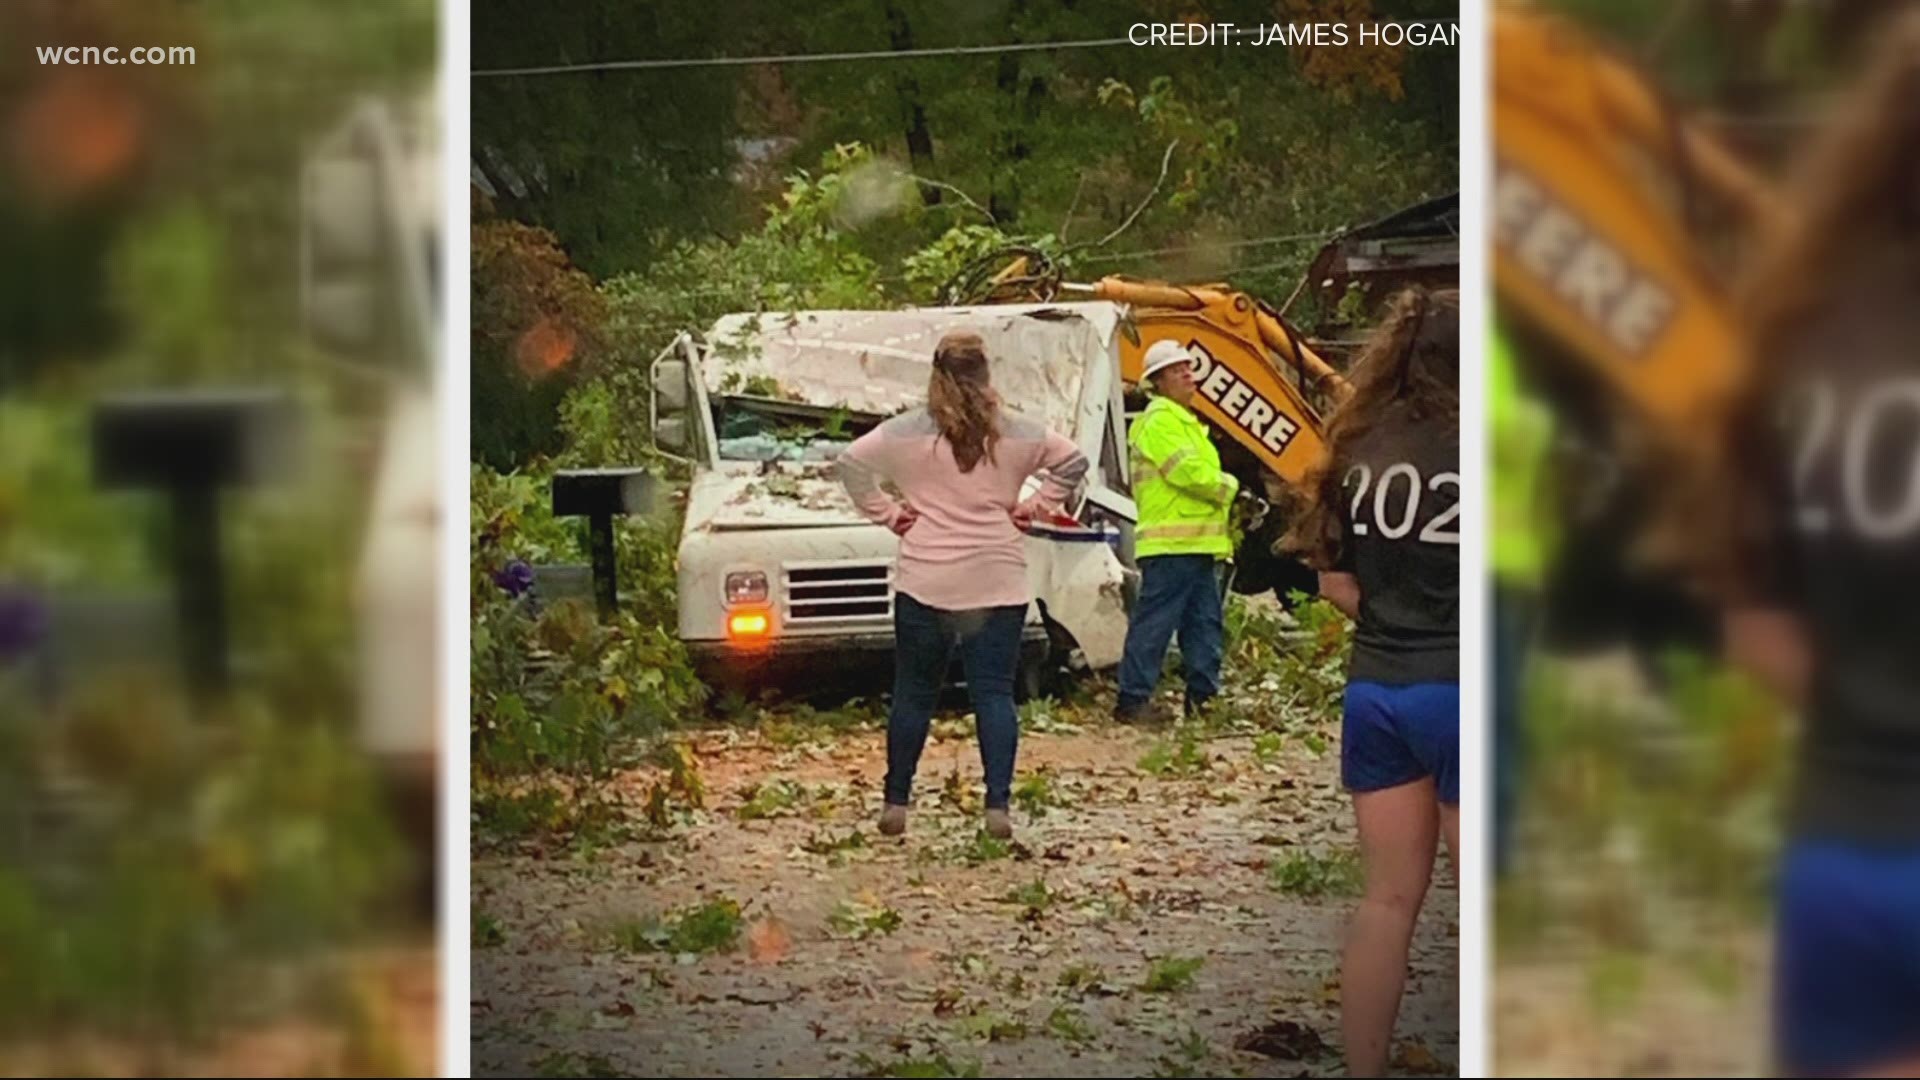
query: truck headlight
[{"left": 725, "top": 570, "right": 768, "bottom": 605}]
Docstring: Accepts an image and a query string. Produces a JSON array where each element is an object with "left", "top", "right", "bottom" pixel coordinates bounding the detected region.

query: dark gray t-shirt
[
  {"left": 1334, "top": 400, "right": 1460, "bottom": 685},
  {"left": 1747, "top": 271, "right": 1920, "bottom": 843}
]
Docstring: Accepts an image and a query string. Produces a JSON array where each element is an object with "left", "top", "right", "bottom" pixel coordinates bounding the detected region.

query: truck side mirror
[
  {"left": 301, "top": 154, "right": 384, "bottom": 355},
  {"left": 299, "top": 99, "right": 437, "bottom": 377},
  {"left": 655, "top": 417, "right": 691, "bottom": 455},
  {"left": 654, "top": 358, "right": 689, "bottom": 412},
  {"left": 650, "top": 347, "right": 694, "bottom": 458}
]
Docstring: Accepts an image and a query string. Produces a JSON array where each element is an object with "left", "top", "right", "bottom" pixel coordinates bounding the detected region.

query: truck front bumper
[{"left": 687, "top": 627, "right": 1050, "bottom": 691}]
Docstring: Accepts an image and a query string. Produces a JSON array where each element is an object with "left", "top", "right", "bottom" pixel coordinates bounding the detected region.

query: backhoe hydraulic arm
[{"left": 1060, "top": 276, "right": 1349, "bottom": 491}]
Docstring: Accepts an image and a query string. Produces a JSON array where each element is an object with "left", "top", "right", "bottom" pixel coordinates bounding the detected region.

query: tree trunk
[
  {"left": 989, "top": 0, "right": 1032, "bottom": 223},
  {"left": 885, "top": 2, "right": 940, "bottom": 205}
]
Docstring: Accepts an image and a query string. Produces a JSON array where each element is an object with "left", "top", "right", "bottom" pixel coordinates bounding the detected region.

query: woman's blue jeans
[{"left": 886, "top": 592, "right": 1025, "bottom": 810}]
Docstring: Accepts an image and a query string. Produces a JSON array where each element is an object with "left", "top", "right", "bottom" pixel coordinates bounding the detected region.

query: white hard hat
[{"left": 1141, "top": 340, "right": 1200, "bottom": 382}]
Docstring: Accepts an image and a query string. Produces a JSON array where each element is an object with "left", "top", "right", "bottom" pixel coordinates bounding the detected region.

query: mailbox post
[
  {"left": 550, "top": 468, "right": 659, "bottom": 618},
  {"left": 91, "top": 390, "right": 296, "bottom": 698}
]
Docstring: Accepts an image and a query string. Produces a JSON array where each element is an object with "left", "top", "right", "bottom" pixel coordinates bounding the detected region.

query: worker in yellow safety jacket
[
  {"left": 1490, "top": 318, "right": 1554, "bottom": 878},
  {"left": 1115, "top": 340, "right": 1240, "bottom": 722}
]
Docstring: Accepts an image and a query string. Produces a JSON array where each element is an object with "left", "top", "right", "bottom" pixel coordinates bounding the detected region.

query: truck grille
[{"left": 783, "top": 562, "right": 892, "bottom": 623}]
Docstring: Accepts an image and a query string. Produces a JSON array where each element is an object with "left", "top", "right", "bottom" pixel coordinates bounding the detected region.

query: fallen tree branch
[
  {"left": 1085, "top": 139, "right": 1177, "bottom": 252},
  {"left": 1058, "top": 173, "right": 1087, "bottom": 244},
  {"left": 909, "top": 174, "right": 995, "bottom": 223}
]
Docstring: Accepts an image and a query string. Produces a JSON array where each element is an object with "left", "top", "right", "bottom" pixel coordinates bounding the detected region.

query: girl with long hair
[
  {"left": 1283, "top": 287, "right": 1460, "bottom": 1078},
  {"left": 1714, "top": 15, "right": 1920, "bottom": 1074},
  {"left": 837, "top": 330, "right": 1088, "bottom": 840}
]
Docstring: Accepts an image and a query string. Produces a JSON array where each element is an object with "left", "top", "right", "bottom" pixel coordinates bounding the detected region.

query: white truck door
[{"left": 1029, "top": 388, "right": 1138, "bottom": 671}]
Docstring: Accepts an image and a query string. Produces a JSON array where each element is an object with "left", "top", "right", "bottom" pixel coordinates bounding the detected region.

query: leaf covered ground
[
  {"left": 472, "top": 691, "right": 1458, "bottom": 1078},
  {"left": 1491, "top": 651, "right": 1782, "bottom": 1078}
]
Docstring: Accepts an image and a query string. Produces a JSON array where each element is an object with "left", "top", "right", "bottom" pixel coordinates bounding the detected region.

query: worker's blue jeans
[
  {"left": 1493, "top": 583, "right": 1536, "bottom": 878},
  {"left": 1117, "top": 554, "right": 1225, "bottom": 712},
  {"left": 885, "top": 591, "right": 1024, "bottom": 810}
]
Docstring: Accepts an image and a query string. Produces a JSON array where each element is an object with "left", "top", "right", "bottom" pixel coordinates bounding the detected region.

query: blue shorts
[
  {"left": 1341, "top": 680, "right": 1458, "bottom": 803},
  {"left": 1775, "top": 840, "right": 1920, "bottom": 1075}
]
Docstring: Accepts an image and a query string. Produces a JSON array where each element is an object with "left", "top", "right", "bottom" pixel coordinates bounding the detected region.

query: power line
[
  {"left": 593, "top": 231, "right": 1340, "bottom": 304},
  {"left": 473, "top": 36, "right": 1132, "bottom": 78},
  {"left": 1078, "top": 229, "right": 1337, "bottom": 263}
]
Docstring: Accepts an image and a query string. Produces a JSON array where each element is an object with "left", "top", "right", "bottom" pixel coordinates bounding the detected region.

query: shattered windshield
[{"left": 711, "top": 395, "right": 886, "bottom": 463}]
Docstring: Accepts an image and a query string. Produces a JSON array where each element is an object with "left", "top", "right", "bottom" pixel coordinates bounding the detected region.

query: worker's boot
[
  {"left": 984, "top": 807, "right": 1013, "bottom": 840},
  {"left": 1114, "top": 699, "right": 1177, "bottom": 726},
  {"left": 879, "top": 803, "right": 908, "bottom": 836}
]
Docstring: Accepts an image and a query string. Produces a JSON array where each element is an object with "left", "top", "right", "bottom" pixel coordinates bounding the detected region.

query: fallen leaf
[
  {"left": 1234, "top": 1018, "right": 1328, "bottom": 1060},
  {"left": 1318, "top": 974, "right": 1341, "bottom": 1006},
  {"left": 727, "top": 988, "right": 799, "bottom": 1006},
  {"left": 1393, "top": 1040, "right": 1447, "bottom": 1074},
  {"left": 747, "top": 916, "right": 792, "bottom": 964}
]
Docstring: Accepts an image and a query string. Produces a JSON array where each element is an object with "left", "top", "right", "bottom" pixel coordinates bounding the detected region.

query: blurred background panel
[
  {"left": 0, "top": 1, "right": 440, "bottom": 1075},
  {"left": 1491, "top": 1, "right": 1920, "bottom": 1075}
]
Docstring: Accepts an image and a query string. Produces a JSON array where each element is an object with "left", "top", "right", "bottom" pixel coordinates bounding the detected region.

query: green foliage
[
  {"left": 0, "top": 0, "right": 433, "bottom": 1048},
  {"left": 470, "top": 440, "right": 705, "bottom": 812},
  {"left": 1269, "top": 849, "right": 1364, "bottom": 898},
  {"left": 1584, "top": 950, "right": 1646, "bottom": 1017},
  {"left": 1105, "top": 75, "right": 1239, "bottom": 212},
  {"left": 1057, "top": 962, "right": 1105, "bottom": 992},
  {"left": 800, "top": 828, "right": 868, "bottom": 856},
  {"left": 481, "top": 0, "right": 1458, "bottom": 355},
  {"left": 899, "top": 223, "right": 1064, "bottom": 300},
  {"left": 610, "top": 897, "right": 744, "bottom": 956},
  {"left": 1138, "top": 731, "right": 1206, "bottom": 777},
  {"left": 533, "top": 1050, "right": 624, "bottom": 1078},
  {"left": 1003, "top": 878, "right": 1057, "bottom": 920},
  {"left": 1516, "top": 650, "right": 1786, "bottom": 930},
  {"left": 1252, "top": 731, "right": 1285, "bottom": 763},
  {"left": 471, "top": 219, "right": 609, "bottom": 471},
  {"left": 958, "top": 830, "right": 1014, "bottom": 865},
  {"left": 737, "top": 779, "right": 807, "bottom": 821},
  {"left": 1141, "top": 954, "right": 1205, "bottom": 993},
  {"left": 1046, "top": 1004, "right": 1094, "bottom": 1043},
  {"left": 1228, "top": 592, "right": 1353, "bottom": 724},
  {"left": 828, "top": 901, "right": 903, "bottom": 940},
  {"left": 0, "top": 401, "right": 160, "bottom": 588},
  {"left": 598, "top": 143, "right": 896, "bottom": 353},
  {"left": 471, "top": 0, "right": 751, "bottom": 279},
  {"left": 109, "top": 205, "right": 230, "bottom": 381},
  {"left": 473, "top": 910, "right": 506, "bottom": 947},
  {"left": 855, "top": 1052, "right": 983, "bottom": 1079},
  {"left": 0, "top": 679, "right": 401, "bottom": 1038},
  {"left": 470, "top": 589, "right": 703, "bottom": 781},
  {"left": 952, "top": 1008, "right": 1028, "bottom": 1042},
  {"left": 1010, "top": 769, "right": 1064, "bottom": 817}
]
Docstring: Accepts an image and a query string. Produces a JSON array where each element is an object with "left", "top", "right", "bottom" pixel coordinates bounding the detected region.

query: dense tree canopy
[{"left": 473, "top": 0, "right": 1460, "bottom": 467}]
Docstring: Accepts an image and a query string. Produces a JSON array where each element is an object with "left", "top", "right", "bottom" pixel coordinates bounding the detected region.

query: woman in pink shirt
[{"left": 837, "top": 331, "right": 1088, "bottom": 839}]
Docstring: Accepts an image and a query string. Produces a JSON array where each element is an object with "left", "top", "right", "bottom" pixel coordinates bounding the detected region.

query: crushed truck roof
[{"left": 700, "top": 301, "right": 1124, "bottom": 436}]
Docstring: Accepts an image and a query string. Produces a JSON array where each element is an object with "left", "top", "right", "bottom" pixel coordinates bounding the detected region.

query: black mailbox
[
  {"left": 90, "top": 389, "right": 298, "bottom": 698},
  {"left": 551, "top": 468, "right": 658, "bottom": 618},
  {"left": 92, "top": 389, "right": 298, "bottom": 489},
  {"left": 552, "top": 468, "right": 657, "bottom": 518}
]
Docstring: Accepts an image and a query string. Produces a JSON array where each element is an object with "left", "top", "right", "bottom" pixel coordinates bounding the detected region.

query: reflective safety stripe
[
  {"left": 1137, "top": 521, "right": 1230, "bottom": 540},
  {"left": 1135, "top": 448, "right": 1229, "bottom": 507},
  {"left": 1130, "top": 446, "right": 1188, "bottom": 482}
]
